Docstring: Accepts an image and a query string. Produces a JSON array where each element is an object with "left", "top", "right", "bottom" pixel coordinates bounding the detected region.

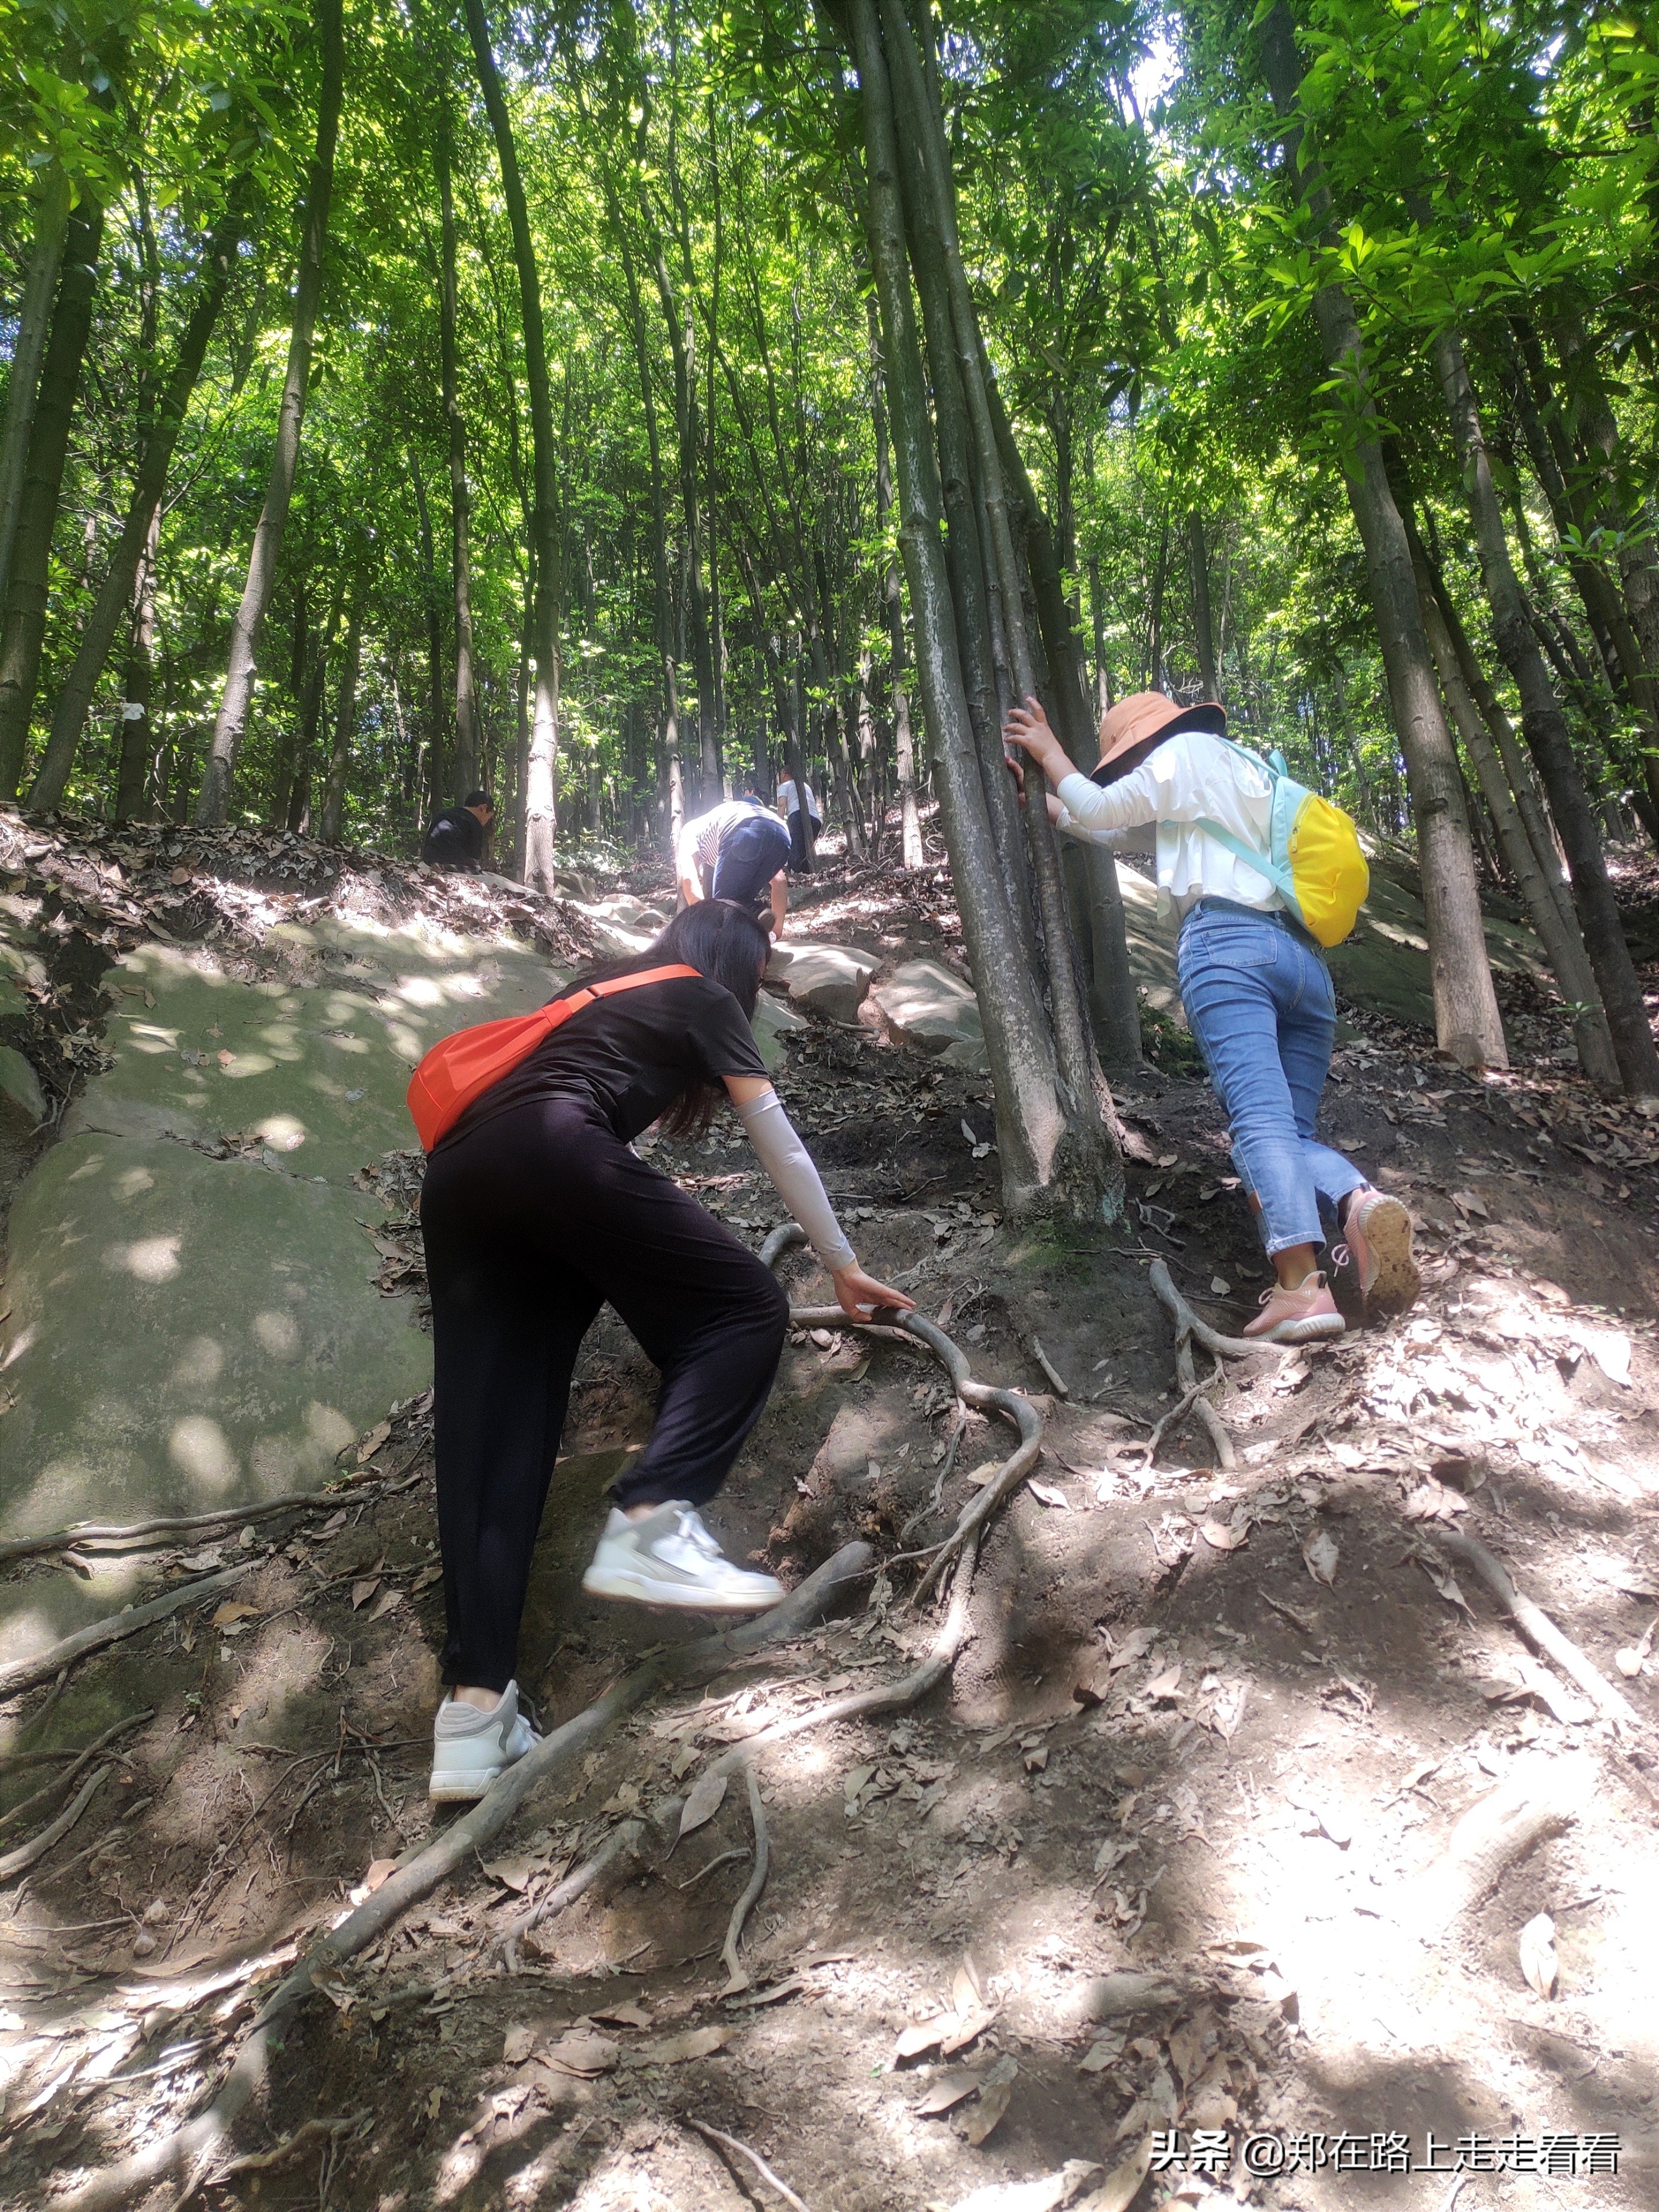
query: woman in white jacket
[{"left": 1004, "top": 689, "right": 1418, "bottom": 1343}]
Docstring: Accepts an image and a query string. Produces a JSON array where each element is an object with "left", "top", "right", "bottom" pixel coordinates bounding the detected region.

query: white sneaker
[
  {"left": 581, "top": 1501, "right": 786, "bottom": 1613},
  {"left": 428, "top": 1679, "right": 540, "bottom": 1803}
]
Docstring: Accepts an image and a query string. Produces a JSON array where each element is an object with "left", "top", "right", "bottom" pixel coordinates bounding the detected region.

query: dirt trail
[{"left": 0, "top": 830, "right": 1656, "bottom": 2212}]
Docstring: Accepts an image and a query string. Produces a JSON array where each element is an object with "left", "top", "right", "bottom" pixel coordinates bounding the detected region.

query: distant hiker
[
  {"left": 1003, "top": 689, "right": 1418, "bottom": 1344},
  {"left": 415, "top": 897, "right": 911, "bottom": 1800},
  {"left": 676, "top": 787, "right": 792, "bottom": 936},
  {"left": 776, "top": 772, "right": 822, "bottom": 872},
  {"left": 421, "top": 789, "right": 494, "bottom": 870}
]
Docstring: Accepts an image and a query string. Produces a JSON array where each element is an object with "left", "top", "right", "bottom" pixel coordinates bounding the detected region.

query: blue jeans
[{"left": 1176, "top": 900, "right": 1366, "bottom": 1257}]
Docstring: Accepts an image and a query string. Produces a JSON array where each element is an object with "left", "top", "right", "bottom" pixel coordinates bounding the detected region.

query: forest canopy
[{"left": 2, "top": 0, "right": 1658, "bottom": 1151}]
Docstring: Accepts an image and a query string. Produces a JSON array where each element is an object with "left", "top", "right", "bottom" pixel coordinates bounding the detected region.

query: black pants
[
  {"left": 787, "top": 811, "right": 821, "bottom": 871},
  {"left": 420, "top": 1095, "right": 789, "bottom": 1689}
]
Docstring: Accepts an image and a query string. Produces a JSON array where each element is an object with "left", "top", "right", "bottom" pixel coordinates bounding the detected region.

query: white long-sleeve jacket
[{"left": 1054, "top": 729, "right": 1283, "bottom": 923}]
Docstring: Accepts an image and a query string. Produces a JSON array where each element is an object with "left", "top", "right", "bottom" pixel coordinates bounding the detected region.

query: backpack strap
[
  {"left": 1191, "top": 818, "right": 1296, "bottom": 907},
  {"left": 564, "top": 962, "right": 702, "bottom": 1014}
]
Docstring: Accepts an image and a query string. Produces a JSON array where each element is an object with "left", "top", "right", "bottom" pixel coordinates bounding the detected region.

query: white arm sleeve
[{"left": 735, "top": 1089, "right": 856, "bottom": 1273}]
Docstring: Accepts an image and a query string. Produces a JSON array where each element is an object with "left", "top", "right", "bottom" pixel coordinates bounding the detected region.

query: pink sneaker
[
  {"left": 1243, "top": 1274, "right": 1345, "bottom": 1344},
  {"left": 1334, "top": 1189, "right": 1420, "bottom": 1318}
]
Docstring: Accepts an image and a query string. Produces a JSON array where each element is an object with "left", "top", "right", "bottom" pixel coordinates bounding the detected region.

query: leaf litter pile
[{"left": 0, "top": 822, "right": 1655, "bottom": 2210}]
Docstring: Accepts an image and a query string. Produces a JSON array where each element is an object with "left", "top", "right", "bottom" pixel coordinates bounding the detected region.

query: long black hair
[{"left": 566, "top": 898, "right": 772, "bottom": 1140}]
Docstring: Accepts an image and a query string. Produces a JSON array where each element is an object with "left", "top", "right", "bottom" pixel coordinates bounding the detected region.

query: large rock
[
  {"left": 869, "top": 959, "right": 987, "bottom": 1071},
  {"left": 63, "top": 915, "right": 564, "bottom": 1178},
  {"left": 0, "top": 914, "right": 567, "bottom": 1578},
  {"left": 0, "top": 1045, "right": 44, "bottom": 1128},
  {"left": 0, "top": 1134, "right": 432, "bottom": 1542},
  {"left": 782, "top": 943, "right": 879, "bottom": 1023},
  {"left": 752, "top": 989, "right": 807, "bottom": 1070}
]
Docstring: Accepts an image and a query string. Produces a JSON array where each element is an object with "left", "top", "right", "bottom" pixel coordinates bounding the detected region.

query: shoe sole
[
  {"left": 582, "top": 1565, "right": 783, "bottom": 1613},
  {"left": 1247, "top": 1311, "right": 1346, "bottom": 1345},
  {"left": 429, "top": 1767, "right": 502, "bottom": 1802},
  {"left": 1355, "top": 1197, "right": 1421, "bottom": 1317}
]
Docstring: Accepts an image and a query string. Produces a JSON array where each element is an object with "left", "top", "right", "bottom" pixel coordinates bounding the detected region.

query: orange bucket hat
[{"left": 1089, "top": 691, "right": 1227, "bottom": 786}]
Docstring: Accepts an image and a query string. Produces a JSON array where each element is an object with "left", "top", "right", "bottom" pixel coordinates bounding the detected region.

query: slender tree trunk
[
  {"left": 883, "top": 0, "right": 1112, "bottom": 1156},
  {"left": 0, "top": 191, "right": 106, "bottom": 794},
  {"left": 1260, "top": 5, "right": 1506, "bottom": 1071},
  {"left": 28, "top": 187, "right": 250, "bottom": 810},
  {"left": 411, "top": 449, "right": 447, "bottom": 811},
  {"left": 318, "top": 591, "right": 363, "bottom": 844},
  {"left": 1088, "top": 553, "right": 1112, "bottom": 717},
  {"left": 111, "top": 509, "right": 160, "bottom": 824},
  {"left": 1188, "top": 510, "right": 1219, "bottom": 697},
  {"left": 463, "top": 0, "right": 560, "bottom": 888},
  {"left": 1424, "top": 319, "right": 1659, "bottom": 1096},
  {"left": 869, "top": 298, "right": 924, "bottom": 869},
  {"left": 847, "top": 0, "right": 1119, "bottom": 1220},
  {"left": 511, "top": 550, "right": 533, "bottom": 875},
  {"left": 436, "top": 83, "right": 482, "bottom": 798},
  {"left": 197, "top": 0, "right": 344, "bottom": 824},
  {"left": 1408, "top": 528, "right": 1617, "bottom": 1086},
  {"left": 0, "top": 167, "right": 71, "bottom": 618}
]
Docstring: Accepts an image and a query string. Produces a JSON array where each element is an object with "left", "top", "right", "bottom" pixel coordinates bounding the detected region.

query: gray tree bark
[
  {"left": 0, "top": 167, "right": 70, "bottom": 619},
  {"left": 436, "top": 81, "right": 482, "bottom": 799},
  {"left": 196, "top": 0, "right": 343, "bottom": 825},
  {"left": 1260, "top": 4, "right": 1506, "bottom": 1072},
  {"left": 0, "top": 191, "right": 105, "bottom": 795},
  {"left": 463, "top": 0, "right": 560, "bottom": 888}
]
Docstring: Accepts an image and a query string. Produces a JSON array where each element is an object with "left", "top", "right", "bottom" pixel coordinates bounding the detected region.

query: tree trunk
[
  {"left": 318, "top": 592, "right": 363, "bottom": 844},
  {"left": 511, "top": 550, "right": 533, "bottom": 874},
  {"left": 463, "top": 0, "right": 560, "bottom": 888},
  {"left": 411, "top": 449, "right": 447, "bottom": 810},
  {"left": 1088, "top": 553, "right": 1112, "bottom": 717},
  {"left": 436, "top": 82, "right": 482, "bottom": 799},
  {"left": 0, "top": 190, "right": 106, "bottom": 795},
  {"left": 1425, "top": 318, "right": 1659, "bottom": 1097},
  {"left": 847, "top": 0, "right": 1120, "bottom": 1220},
  {"left": 883, "top": 0, "right": 1113, "bottom": 1156},
  {"left": 983, "top": 359, "right": 1141, "bottom": 1070},
  {"left": 28, "top": 185, "right": 250, "bottom": 811},
  {"left": 196, "top": 0, "right": 344, "bottom": 825},
  {"left": 112, "top": 508, "right": 160, "bottom": 824},
  {"left": 0, "top": 167, "right": 71, "bottom": 618},
  {"left": 1409, "top": 524, "right": 1618, "bottom": 1088},
  {"left": 1260, "top": 4, "right": 1506, "bottom": 1072},
  {"left": 1188, "top": 510, "right": 1219, "bottom": 697},
  {"left": 869, "top": 301, "right": 924, "bottom": 868}
]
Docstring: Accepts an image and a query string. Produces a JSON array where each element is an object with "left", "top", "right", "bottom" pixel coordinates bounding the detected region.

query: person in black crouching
[{"left": 422, "top": 790, "right": 495, "bottom": 870}]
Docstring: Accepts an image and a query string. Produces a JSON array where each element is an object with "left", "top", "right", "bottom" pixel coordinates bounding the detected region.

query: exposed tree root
[
  {"left": 0, "top": 1765, "right": 109, "bottom": 1881},
  {"left": 1399, "top": 1754, "right": 1593, "bottom": 1939},
  {"left": 56, "top": 1544, "right": 872, "bottom": 2212},
  {"left": 718, "top": 1762, "right": 769, "bottom": 1995},
  {"left": 1437, "top": 1530, "right": 1641, "bottom": 1731},
  {"left": 0, "top": 1708, "right": 150, "bottom": 1837},
  {"left": 1148, "top": 1256, "right": 1270, "bottom": 1362},
  {"left": 0, "top": 1477, "right": 408, "bottom": 1572},
  {"left": 0, "top": 1564, "right": 253, "bottom": 1704},
  {"left": 169, "top": 2113, "right": 367, "bottom": 2212},
  {"left": 496, "top": 1813, "right": 664, "bottom": 1971},
  {"left": 685, "top": 2117, "right": 815, "bottom": 2212}
]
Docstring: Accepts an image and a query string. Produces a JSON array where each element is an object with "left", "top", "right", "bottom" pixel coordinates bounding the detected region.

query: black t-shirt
[
  {"left": 443, "top": 971, "right": 768, "bottom": 1147},
  {"left": 422, "top": 805, "right": 487, "bottom": 866}
]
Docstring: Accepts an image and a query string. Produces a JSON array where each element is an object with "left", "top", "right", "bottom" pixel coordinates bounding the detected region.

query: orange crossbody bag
[{"left": 405, "top": 963, "right": 702, "bottom": 1151}]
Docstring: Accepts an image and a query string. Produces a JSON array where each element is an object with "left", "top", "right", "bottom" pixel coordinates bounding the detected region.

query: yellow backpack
[{"left": 1196, "top": 743, "right": 1369, "bottom": 947}]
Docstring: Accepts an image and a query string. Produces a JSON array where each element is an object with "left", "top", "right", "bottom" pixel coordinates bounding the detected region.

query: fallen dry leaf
[
  {"left": 356, "top": 1420, "right": 392, "bottom": 1463},
  {"left": 365, "top": 1587, "right": 403, "bottom": 1623},
  {"left": 1615, "top": 1616, "right": 1657, "bottom": 1678},
  {"left": 589, "top": 2000, "right": 651, "bottom": 2029},
  {"left": 541, "top": 2029, "right": 618, "bottom": 2078},
  {"left": 502, "top": 2023, "right": 535, "bottom": 2065},
  {"left": 626, "top": 2024, "right": 731, "bottom": 2066},
  {"left": 964, "top": 2053, "right": 1018, "bottom": 2146},
  {"left": 1027, "top": 1479, "right": 1070, "bottom": 1510},
  {"left": 480, "top": 1856, "right": 535, "bottom": 1894},
  {"left": 678, "top": 1769, "right": 728, "bottom": 1839},
  {"left": 1074, "top": 2136, "right": 1153, "bottom": 2212},
  {"left": 211, "top": 1601, "right": 259, "bottom": 1627},
  {"left": 349, "top": 1577, "right": 381, "bottom": 1610},
  {"left": 915, "top": 2065, "right": 984, "bottom": 2117},
  {"left": 1519, "top": 1911, "right": 1558, "bottom": 2000},
  {"left": 363, "top": 1858, "right": 397, "bottom": 1894},
  {"left": 1199, "top": 1519, "right": 1248, "bottom": 1551},
  {"left": 1302, "top": 1527, "right": 1339, "bottom": 1586}
]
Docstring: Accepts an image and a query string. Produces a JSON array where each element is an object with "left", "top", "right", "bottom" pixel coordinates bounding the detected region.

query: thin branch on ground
[
  {"left": 0, "top": 1709, "right": 151, "bottom": 1835},
  {"left": 0, "top": 1565, "right": 254, "bottom": 1703},
  {"left": 169, "top": 2113, "right": 367, "bottom": 2212},
  {"left": 1148, "top": 1256, "right": 1272, "bottom": 1362},
  {"left": 1401, "top": 1754, "right": 1592, "bottom": 1939},
  {"left": 496, "top": 1816, "right": 653, "bottom": 1971},
  {"left": 0, "top": 1472, "right": 410, "bottom": 1569},
  {"left": 718, "top": 1762, "right": 769, "bottom": 1996},
  {"left": 685, "top": 2117, "right": 815, "bottom": 2212},
  {"left": 1437, "top": 1530, "right": 1640, "bottom": 1731}
]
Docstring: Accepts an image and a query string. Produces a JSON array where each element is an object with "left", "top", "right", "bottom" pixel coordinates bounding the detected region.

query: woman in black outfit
[{"left": 421, "top": 898, "right": 909, "bottom": 1800}]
